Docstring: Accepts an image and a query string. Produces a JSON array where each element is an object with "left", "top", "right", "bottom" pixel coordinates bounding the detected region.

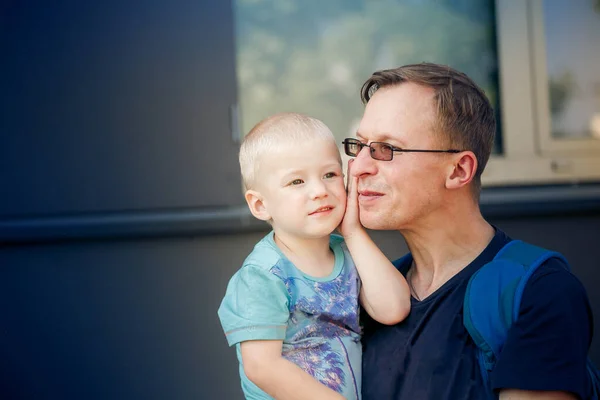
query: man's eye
[
  {"left": 289, "top": 179, "right": 304, "bottom": 186},
  {"left": 380, "top": 144, "right": 393, "bottom": 153},
  {"left": 350, "top": 142, "right": 362, "bottom": 152}
]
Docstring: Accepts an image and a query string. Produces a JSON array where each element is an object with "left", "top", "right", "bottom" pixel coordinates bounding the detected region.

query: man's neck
[{"left": 402, "top": 207, "right": 495, "bottom": 299}]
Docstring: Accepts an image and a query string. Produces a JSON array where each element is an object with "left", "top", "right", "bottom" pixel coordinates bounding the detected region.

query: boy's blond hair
[{"left": 239, "top": 112, "right": 338, "bottom": 191}]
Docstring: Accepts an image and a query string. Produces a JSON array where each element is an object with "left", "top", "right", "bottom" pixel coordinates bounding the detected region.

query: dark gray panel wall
[
  {"left": 1, "top": 214, "right": 599, "bottom": 399},
  {"left": 1, "top": 0, "right": 242, "bottom": 217},
  {"left": 0, "top": 234, "right": 258, "bottom": 400}
]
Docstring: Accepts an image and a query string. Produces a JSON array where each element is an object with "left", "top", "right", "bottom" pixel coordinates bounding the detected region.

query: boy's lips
[{"left": 309, "top": 206, "right": 335, "bottom": 215}]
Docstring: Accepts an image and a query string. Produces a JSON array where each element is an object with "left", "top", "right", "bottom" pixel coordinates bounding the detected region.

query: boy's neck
[{"left": 273, "top": 232, "right": 335, "bottom": 278}]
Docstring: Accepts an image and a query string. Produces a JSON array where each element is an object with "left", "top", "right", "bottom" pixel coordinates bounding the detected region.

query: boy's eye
[
  {"left": 289, "top": 179, "right": 304, "bottom": 186},
  {"left": 323, "top": 172, "right": 338, "bottom": 179}
]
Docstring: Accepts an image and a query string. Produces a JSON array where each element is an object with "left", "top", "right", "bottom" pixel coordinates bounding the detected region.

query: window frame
[
  {"left": 529, "top": 0, "right": 600, "bottom": 155},
  {"left": 483, "top": 0, "right": 600, "bottom": 187}
]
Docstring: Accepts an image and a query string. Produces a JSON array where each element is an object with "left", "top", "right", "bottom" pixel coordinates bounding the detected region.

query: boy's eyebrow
[
  {"left": 278, "top": 168, "right": 308, "bottom": 182},
  {"left": 322, "top": 161, "right": 343, "bottom": 168},
  {"left": 279, "top": 163, "right": 341, "bottom": 180},
  {"left": 279, "top": 168, "right": 303, "bottom": 178}
]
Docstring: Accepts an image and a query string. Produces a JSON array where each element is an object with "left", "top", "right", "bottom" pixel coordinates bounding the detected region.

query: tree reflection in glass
[{"left": 233, "top": 0, "right": 501, "bottom": 151}]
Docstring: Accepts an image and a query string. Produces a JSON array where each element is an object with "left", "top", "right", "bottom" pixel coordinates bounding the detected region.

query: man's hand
[
  {"left": 338, "top": 159, "right": 364, "bottom": 239},
  {"left": 499, "top": 389, "right": 576, "bottom": 399}
]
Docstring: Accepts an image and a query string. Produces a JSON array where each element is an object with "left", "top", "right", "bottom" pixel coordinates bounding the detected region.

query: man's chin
[{"left": 359, "top": 213, "right": 388, "bottom": 230}]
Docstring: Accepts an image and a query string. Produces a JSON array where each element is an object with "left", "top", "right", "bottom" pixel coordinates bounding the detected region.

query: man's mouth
[
  {"left": 358, "top": 190, "right": 384, "bottom": 203},
  {"left": 358, "top": 190, "right": 384, "bottom": 197}
]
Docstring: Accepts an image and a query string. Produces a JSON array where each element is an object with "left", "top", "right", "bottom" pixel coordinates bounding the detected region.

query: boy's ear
[{"left": 244, "top": 190, "right": 271, "bottom": 221}]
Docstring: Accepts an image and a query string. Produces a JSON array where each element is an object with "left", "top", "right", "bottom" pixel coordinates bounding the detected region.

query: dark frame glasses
[{"left": 342, "top": 138, "right": 461, "bottom": 161}]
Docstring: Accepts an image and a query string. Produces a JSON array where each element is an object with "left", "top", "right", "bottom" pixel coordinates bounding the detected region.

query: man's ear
[
  {"left": 446, "top": 151, "right": 477, "bottom": 190},
  {"left": 245, "top": 190, "right": 271, "bottom": 221}
]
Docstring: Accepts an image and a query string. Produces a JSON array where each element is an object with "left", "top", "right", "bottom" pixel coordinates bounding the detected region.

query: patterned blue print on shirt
[{"left": 271, "top": 263, "right": 360, "bottom": 394}]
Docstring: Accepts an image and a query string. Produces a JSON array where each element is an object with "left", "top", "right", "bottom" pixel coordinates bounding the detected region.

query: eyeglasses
[{"left": 342, "top": 138, "right": 462, "bottom": 161}]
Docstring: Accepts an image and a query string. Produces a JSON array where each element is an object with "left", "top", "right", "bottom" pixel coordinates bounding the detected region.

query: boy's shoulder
[{"left": 242, "top": 231, "right": 284, "bottom": 273}]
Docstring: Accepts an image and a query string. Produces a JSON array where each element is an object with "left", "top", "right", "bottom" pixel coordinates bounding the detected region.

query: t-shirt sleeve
[
  {"left": 217, "top": 264, "right": 290, "bottom": 346},
  {"left": 491, "top": 258, "right": 593, "bottom": 398}
]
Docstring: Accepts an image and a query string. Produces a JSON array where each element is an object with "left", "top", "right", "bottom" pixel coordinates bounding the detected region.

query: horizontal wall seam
[{"left": 2, "top": 185, "right": 600, "bottom": 244}]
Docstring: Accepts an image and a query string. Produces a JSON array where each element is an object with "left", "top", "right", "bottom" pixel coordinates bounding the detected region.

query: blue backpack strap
[
  {"left": 463, "top": 240, "right": 567, "bottom": 396},
  {"left": 494, "top": 241, "right": 568, "bottom": 320},
  {"left": 587, "top": 358, "right": 600, "bottom": 399}
]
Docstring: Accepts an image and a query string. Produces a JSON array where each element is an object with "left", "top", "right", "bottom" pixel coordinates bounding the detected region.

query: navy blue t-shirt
[{"left": 361, "top": 228, "right": 593, "bottom": 399}]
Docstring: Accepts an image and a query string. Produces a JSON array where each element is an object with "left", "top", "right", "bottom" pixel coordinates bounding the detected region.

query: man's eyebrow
[{"left": 356, "top": 131, "right": 405, "bottom": 145}]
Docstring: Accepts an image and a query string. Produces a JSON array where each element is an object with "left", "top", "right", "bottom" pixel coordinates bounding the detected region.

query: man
[{"left": 343, "top": 63, "right": 593, "bottom": 399}]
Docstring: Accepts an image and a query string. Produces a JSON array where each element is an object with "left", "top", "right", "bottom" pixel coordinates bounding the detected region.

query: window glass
[
  {"left": 233, "top": 0, "right": 501, "bottom": 152},
  {"left": 543, "top": 0, "right": 600, "bottom": 140}
]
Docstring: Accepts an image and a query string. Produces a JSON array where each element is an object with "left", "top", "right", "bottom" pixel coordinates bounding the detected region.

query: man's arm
[
  {"left": 241, "top": 340, "right": 345, "bottom": 400},
  {"left": 491, "top": 260, "right": 592, "bottom": 398},
  {"left": 499, "top": 389, "right": 576, "bottom": 399},
  {"left": 339, "top": 160, "right": 411, "bottom": 325}
]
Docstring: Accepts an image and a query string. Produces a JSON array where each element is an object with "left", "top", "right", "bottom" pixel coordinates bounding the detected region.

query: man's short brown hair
[{"left": 360, "top": 62, "right": 496, "bottom": 194}]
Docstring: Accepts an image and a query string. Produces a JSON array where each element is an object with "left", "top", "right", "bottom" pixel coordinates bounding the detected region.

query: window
[
  {"left": 484, "top": 0, "right": 600, "bottom": 185},
  {"left": 232, "top": 0, "right": 500, "bottom": 152},
  {"left": 532, "top": 0, "right": 600, "bottom": 151},
  {"left": 543, "top": 0, "right": 600, "bottom": 141}
]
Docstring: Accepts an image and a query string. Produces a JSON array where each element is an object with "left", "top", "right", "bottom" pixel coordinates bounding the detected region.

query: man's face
[
  {"left": 352, "top": 83, "right": 451, "bottom": 230},
  {"left": 255, "top": 139, "right": 347, "bottom": 240}
]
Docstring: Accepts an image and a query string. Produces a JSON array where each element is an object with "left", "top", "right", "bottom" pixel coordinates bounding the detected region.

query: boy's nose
[{"left": 309, "top": 180, "right": 328, "bottom": 199}]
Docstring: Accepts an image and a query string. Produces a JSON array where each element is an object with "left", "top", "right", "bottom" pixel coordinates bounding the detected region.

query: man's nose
[{"left": 350, "top": 145, "right": 377, "bottom": 177}]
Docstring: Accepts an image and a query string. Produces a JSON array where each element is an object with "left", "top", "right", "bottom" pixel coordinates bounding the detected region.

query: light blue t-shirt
[{"left": 218, "top": 231, "right": 362, "bottom": 400}]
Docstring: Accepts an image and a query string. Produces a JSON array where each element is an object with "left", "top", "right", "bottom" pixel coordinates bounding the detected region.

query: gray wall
[{"left": 1, "top": 0, "right": 241, "bottom": 216}]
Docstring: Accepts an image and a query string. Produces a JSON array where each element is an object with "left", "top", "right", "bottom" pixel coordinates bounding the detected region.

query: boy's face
[{"left": 253, "top": 139, "right": 346, "bottom": 240}]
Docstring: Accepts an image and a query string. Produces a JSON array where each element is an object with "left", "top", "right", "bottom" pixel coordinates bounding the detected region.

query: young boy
[{"left": 217, "top": 112, "right": 411, "bottom": 399}]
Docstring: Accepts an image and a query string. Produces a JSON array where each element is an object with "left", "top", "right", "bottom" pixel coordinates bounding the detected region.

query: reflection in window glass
[
  {"left": 233, "top": 0, "right": 501, "bottom": 152},
  {"left": 544, "top": 0, "right": 600, "bottom": 140}
]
